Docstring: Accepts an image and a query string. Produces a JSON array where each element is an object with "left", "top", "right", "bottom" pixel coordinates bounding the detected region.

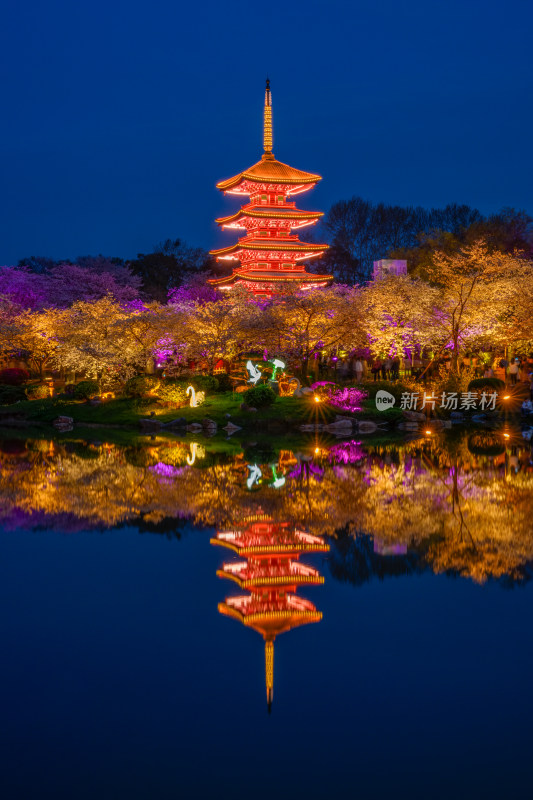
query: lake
[{"left": 1, "top": 429, "right": 532, "bottom": 799}]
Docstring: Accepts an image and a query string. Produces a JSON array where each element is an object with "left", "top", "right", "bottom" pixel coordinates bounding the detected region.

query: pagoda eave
[
  {"left": 216, "top": 156, "right": 322, "bottom": 194},
  {"left": 209, "top": 242, "right": 328, "bottom": 258},
  {"left": 207, "top": 275, "right": 334, "bottom": 290},
  {"left": 215, "top": 209, "right": 323, "bottom": 226},
  {"left": 216, "top": 569, "right": 325, "bottom": 590},
  {"left": 210, "top": 538, "right": 330, "bottom": 555},
  {"left": 218, "top": 603, "right": 323, "bottom": 636}
]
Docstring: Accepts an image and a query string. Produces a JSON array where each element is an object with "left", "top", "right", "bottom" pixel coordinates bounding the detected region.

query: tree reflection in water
[{"left": 0, "top": 432, "right": 532, "bottom": 583}]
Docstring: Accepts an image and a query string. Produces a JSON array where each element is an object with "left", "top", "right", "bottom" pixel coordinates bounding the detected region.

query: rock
[
  {"left": 325, "top": 420, "right": 353, "bottom": 435},
  {"left": 202, "top": 418, "right": 217, "bottom": 436},
  {"left": 357, "top": 420, "right": 378, "bottom": 434},
  {"left": 300, "top": 387, "right": 313, "bottom": 395},
  {"left": 140, "top": 418, "right": 162, "bottom": 431},
  {"left": 299, "top": 423, "right": 324, "bottom": 432},
  {"left": 430, "top": 419, "right": 447, "bottom": 429},
  {"left": 402, "top": 410, "right": 426, "bottom": 422},
  {"left": 187, "top": 423, "right": 203, "bottom": 433},
  {"left": 162, "top": 417, "right": 187, "bottom": 430},
  {"left": 450, "top": 411, "right": 465, "bottom": 423},
  {"left": 225, "top": 413, "right": 232, "bottom": 418},
  {"left": 53, "top": 415, "right": 74, "bottom": 433},
  {"left": 89, "top": 398, "right": 101, "bottom": 406},
  {"left": 472, "top": 414, "right": 487, "bottom": 423},
  {"left": 397, "top": 422, "right": 419, "bottom": 431},
  {"left": 248, "top": 407, "right": 258, "bottom": 413},
  {"left": 223, "top": 422, "right": 241, "bottom": 436},
  {"left": 240, "top": 403, "right": 257, "bottom": 412}
]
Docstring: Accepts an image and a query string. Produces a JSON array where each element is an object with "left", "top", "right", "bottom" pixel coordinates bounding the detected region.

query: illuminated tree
[
  {"left": 260, "top": 285, "right": 364, "bottom": 378},
  {"left": 422, "top": 240, "right": 532, "bottom": 371},
  {"left": 169, "top": 288, "right": 262, "bottom": 372},
  {"left": 360, "top": 274, "right": 439, "bottom": 357},
  {"left": 0, "top": 266, "right": 48, "bottom": 310},
  {"left": 112, "top": 301, "right": 166, "bottom": 373},
  {"left": 47, "top": 260, "right": 142, "bottom": 306},
  {"left": 2, "top": 308, "right": 65, "bottom": 378},
  {"left": 53, "top": 296, "right": 138, "bottom": 384}
]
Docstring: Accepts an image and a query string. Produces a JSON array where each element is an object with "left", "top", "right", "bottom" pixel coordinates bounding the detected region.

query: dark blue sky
[{"left": 1, "top": 0, "right": 531, "bottom": 265}]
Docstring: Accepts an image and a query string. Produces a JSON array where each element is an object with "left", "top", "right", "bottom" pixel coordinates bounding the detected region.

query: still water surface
[{"left": 1, "top": 431, "right": 533, "bottom": 799}]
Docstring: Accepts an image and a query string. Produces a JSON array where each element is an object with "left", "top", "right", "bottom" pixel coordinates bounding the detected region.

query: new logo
[{"left": 375, "top": 390, "right": 396, "bottom": 410}]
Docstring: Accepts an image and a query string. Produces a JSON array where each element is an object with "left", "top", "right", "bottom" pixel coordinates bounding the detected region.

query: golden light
[
  {"left": 425, "top": 430, "right": 432, "bottom": 435},
  {"left": 314, "top": 395, "right": 321, "bottom": 403},
  {"left": 314, "top": 447, "right": 320, "bottom": 454},
  {"left": 504, "top": 433, "right": 510, "bottom": 439},
  {"left": 503, "top": 395, "right": 511, "bottom": 400}
]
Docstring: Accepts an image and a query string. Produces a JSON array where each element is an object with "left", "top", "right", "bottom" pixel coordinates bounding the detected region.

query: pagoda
[
  {"left": 211, "top": 517, "right": 329, "bottom": 711},
  {"left": 209, "top": 80, "right": 333, "bottom": 296}
]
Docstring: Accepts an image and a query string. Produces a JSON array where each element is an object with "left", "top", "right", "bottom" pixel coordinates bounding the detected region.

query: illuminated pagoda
[
  {"left": 209, "top": 80, "right": 333, "bottom": 296},
  {"left": 211, "top": 518, "right": 329, "bottom": 711}
]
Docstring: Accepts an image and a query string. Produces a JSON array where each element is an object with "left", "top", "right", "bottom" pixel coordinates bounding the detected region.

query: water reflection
[
  {"left": 1, "top": 431, "right": 532, "bottom": 583},
  {"left": 211, "top": 518, "right": 328, "bottom": 711}
]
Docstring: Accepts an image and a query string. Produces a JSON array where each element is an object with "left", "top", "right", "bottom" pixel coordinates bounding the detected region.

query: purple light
[
  {"left": 149, "top": 463, "right": 187, "bottom": 478},
  {"left": 328, "top": 440, "right": 365, "bottom": 464},
  {"left": 329, "top": 387, "right": 368, "bottom": 412}
]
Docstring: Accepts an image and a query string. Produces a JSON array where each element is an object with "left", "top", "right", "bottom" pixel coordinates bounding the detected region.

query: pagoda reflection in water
[{"left": 211, "top": 517, "right": 329, "bottom": 711}]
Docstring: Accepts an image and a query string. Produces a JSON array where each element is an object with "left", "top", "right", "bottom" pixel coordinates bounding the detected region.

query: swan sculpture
[{"left": 186, "top": 385, "right": 205, "bottom": 408}]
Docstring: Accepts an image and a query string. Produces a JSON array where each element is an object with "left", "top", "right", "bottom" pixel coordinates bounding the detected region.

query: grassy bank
[{"left": 0, "top": 392, "right": 340, "bottom": 427}]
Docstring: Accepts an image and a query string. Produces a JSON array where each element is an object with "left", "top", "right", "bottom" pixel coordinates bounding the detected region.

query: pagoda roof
[
  {"left": 216, "top": 207, "right": 324, "bottom": 226},
  {"left": 217, "top": 560, "right": 325, "bottom": 590},
  {"left": 211, "top": 528, "right": 329, "bottom": 556},
  {"left": 210, "top": 240, "right": 328, "bottom": 258},
  {"left": 216, "top": 154, "right": 322, "bottom": 192},
  {"left": 219, "top": 595, "right": 322, "bottom": 637}
]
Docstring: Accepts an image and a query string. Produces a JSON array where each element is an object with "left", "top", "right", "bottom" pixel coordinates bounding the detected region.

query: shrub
[
  {"left": 0, "top": 385, "right": 27, "bottom": 405},
  {"left": 188, "top": 375, "right": 219, "bottom": 393},
  {"left": 25, "top": 383, "right": 50, "bottom": 400},
  {"left": 213, "top": 373, "right": 232, "bottom": 393},
  {"left": 155, "top": 380, "right": 187, "bottom": 407},
  {"left": 73, "top": 380, "right": 100, "bottom": 400},
  {"left": 0, "top": 368, "right": 30, "bottom": 386},
  {"left": 124, "top": 375, "right": 160, "bottom": 397},
  {"left": 433, "top": 367, "right": 475, "bottom": 398},
  {"left": 243, "top": 384, "right": 276, "bottom": 408}
]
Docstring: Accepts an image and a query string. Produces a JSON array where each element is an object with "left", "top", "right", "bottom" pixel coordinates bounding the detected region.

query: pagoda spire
[
  {"left": 263, "top": 78, "right": 273, "bottom": 157},
  {"left": 265, "top": 639, "right": 274, "bottom": 713}
]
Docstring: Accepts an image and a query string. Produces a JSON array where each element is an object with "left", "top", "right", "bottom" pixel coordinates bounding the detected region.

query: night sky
[{"left": 1, "top": 0, "right": 531, "bottom": 265}]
